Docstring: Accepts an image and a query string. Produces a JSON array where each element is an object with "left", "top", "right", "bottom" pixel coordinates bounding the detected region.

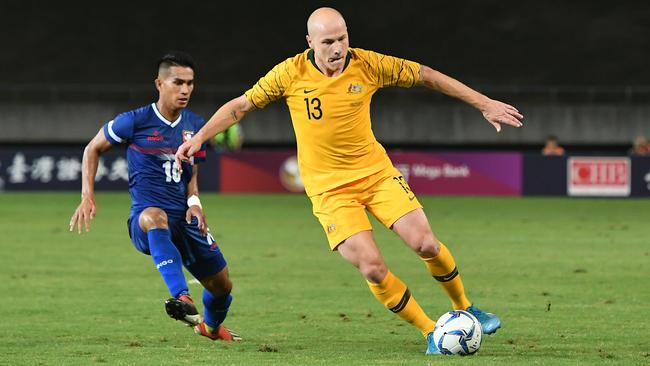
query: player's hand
[
  {"left": 186, "top": 205, "right": 208, "bottom": 236},
  {"left": 480, "top": 99, "right": 524, "bottom": 132},
  {"left": 69, "top": 197, "right": 96, "bottom": 234},
  {"left": 175, "top": 139, "right": 202, "bottom": 171}
]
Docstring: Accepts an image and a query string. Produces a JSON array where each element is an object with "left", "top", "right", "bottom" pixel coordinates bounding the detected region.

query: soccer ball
[
  {"left": 432, "top": 310, "right": 482, "bottom": 355},
  {"left": 279, "top": 155, "right": 304, "bottom": 193}
]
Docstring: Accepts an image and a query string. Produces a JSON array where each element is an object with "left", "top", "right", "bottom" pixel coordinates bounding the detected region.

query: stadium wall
[
  {"left": 1, "top": 147, "right": 648, "bottom": 197},
  {"left": 2, "top": 97, "right": 649, "bottom": 146}
]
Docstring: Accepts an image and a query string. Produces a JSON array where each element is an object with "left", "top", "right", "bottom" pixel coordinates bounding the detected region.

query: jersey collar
[
  {"left": 307, "top": 49, "right": 351, "bottom": 75},
  {"left": 151, "top": 103, "right": 182, "bottom": 128}
]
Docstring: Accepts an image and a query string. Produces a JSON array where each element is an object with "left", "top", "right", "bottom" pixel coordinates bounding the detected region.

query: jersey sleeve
[
  {"left": 244, "top": 58, "right": 294, "bottom": 109},
  {"left": 358, "top": 49, "right": 421, "bottom": 88},
  {"left": 102, "top": 110, "right": 136, "bottom": 145}
]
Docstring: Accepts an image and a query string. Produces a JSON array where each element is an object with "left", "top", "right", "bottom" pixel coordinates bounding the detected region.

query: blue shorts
[{"left": 127, "top": 212, "right": 227, "bottom": 280}]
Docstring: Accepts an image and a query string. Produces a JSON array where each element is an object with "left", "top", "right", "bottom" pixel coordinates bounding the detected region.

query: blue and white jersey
[{"left": 103, "top": 103, "right": 208, "bottom": 219}]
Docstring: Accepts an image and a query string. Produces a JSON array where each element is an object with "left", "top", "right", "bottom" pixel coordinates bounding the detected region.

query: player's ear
[
  {"left": 154, "top": 78, "right": 162, "bottom": 92},
  {"left": 306, "top": 34, "right": 313, "bottom": 49}
]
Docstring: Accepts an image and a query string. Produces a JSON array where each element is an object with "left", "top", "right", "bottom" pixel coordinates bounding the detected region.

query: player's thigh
[
  {"left": 310, "top": 188, "right": 372, "bottom": 250},
  {"left": 366, "top": 166, "right": 423, "bottom": 229},
  {"left": 171, "top": 218, "right": 228, "bottom": 281}
]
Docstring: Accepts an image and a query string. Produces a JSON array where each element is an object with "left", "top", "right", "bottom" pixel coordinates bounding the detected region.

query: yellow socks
[
  {"left": 421, "top": 242, "right": 471, "bottom": 311},
  {"left": 367, "top": 271, "right": 436, "bottom": 337},
  {"left": 365, "top": 243, "right": 471, "bottom": 337}
]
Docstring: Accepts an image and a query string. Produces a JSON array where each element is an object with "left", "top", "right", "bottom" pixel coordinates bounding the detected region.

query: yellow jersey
[{"left": 244, "top": 48, "right": 421, "bottom": 196}]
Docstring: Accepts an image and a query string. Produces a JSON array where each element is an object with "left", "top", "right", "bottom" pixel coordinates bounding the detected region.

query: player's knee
[
  {"left": 359, "top": 259, "right": 388, "bottom": 284},
  {"left": 203, "top": 276, "right": 232, "bottom": 297},
  {"left": 414, "top": 234, "right": 440, "bottom": 257},
  {"left": 139, "top": 208, "right": 168, "bottom": 230}
]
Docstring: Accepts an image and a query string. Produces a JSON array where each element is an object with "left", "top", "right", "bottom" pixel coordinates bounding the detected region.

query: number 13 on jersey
[{"left": 304, "top": 97, "right": 322, "bottom": 120}]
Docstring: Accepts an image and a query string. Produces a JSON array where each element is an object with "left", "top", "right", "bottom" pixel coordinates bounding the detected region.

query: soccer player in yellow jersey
[{"left": 176, "top": 7, "right": 523, "bottom": 355}]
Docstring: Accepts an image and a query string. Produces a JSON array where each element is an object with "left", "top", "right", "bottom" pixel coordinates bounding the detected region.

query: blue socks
[
  {"left": 203, "top": 289, "right": 233, "bottom": 330},
  {"left": 147, "top": 228, "right": 188, "bottom": 298},
  {"left": 148, "top": 227, "right": 232, "bottom": 329}
]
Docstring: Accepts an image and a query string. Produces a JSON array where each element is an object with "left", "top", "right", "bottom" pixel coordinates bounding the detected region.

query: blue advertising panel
[
  {"left": 522, "top": 155, "right": 567, "bottom": 196},
  {"left": 631, "top": 156, "right": 650, "bottom": 197}
]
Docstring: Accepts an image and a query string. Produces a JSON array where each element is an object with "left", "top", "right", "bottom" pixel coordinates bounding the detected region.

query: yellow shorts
[{"left": 309, "top": 166, "right": 422, "bottom": 250}]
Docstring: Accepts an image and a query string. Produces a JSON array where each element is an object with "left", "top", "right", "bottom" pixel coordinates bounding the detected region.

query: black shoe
[{"left": 165, "top": 294, "right": 202, "bottom": 326}]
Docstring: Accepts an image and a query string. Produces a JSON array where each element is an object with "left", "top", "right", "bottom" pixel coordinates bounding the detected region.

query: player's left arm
[
  {"left": 185, "top": 164, "right": 208, "bottom": 235},
  {"left": 417, "top": 65, "right": 524, "bottom": 132}
]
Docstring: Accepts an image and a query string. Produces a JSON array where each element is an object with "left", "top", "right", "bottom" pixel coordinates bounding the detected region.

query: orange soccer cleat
[{"left": 194, "top": 322, "right": 242, "bottom": 341}]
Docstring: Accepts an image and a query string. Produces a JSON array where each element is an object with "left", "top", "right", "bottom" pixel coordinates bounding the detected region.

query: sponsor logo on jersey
[
  {"left": 347, "top": 83, "right": 363, "bottom": 94},
  {"left": 147, "top": 130, "right": 164, "bottom": 141},
  {"left": 327, "top": 223, "right": 336, "bottom": 233}
]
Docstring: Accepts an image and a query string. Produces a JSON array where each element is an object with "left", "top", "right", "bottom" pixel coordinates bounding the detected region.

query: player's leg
[
  {"left": 367, "top": 166, "right": 500, "bottom": 335},
  {"left": 364, "top": 168, "right": 471, "bottom": 310},
  {"left": 312, "top": 180, "right": 442, "bottom": 354},
  {"left": 179, "top": 222, "right": 240, "bottom": 341},
  {"left": 336, "top": 231, "right": 437, "bottom": 338},
  {"left": 194, "top": 267, "right": 240, "bottom": 341},
  {"left": 391, "top": 209, "right": 471, "bottom": 311},
  {"left": 390, "top": 203, "right": 501, "bottom": 334},
  {"left": 132, "top": 209, "right": 200, "bottom": 326},
  {"left": 136, "top": 207, "right": 189, "bottom": 299},
  {"left": 311, "top": 186, "right": 436, "bottom": 340}
]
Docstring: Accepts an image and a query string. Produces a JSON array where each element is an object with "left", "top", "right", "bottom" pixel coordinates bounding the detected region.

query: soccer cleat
[
  {"left": 194, "top": 322, "right": 242, "bottom": 342},
  {"left": 465, "top": 305, "right": 501, "bottom": 334},
  {"left": 165, "top": 294, "right": 202, "bottom": 326},
  {"left": 425, "top": 331, "right": 443, "bottom": 355}
]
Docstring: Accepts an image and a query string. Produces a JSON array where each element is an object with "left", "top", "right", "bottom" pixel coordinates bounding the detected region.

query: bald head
[
  {"left": 305, "top": 7, "right": 350, "bottom": 76},
  {"left": 307, "top": 7, "right": 346, "bottom": 37}
]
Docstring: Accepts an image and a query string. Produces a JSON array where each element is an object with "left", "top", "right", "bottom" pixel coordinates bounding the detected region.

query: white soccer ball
[
  {"left": 433, "top": 310, "right": 482, "bottom": 355},
  {"left": 279, "top": 155, "right": 304, "bottom": 193}
]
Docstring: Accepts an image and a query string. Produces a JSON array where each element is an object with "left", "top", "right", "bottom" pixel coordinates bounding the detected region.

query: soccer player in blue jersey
[{"left": 69, "top": 51, "right": 240, "bottom": 341}]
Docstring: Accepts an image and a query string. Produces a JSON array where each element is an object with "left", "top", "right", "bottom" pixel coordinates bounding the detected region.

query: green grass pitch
[{"left": 0, "top": 193, "right": 648, "bottom": 365}]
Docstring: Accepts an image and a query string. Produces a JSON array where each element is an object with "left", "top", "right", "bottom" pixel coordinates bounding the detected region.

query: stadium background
[
  {"left": 1, "top": 2, "right": 649, "bottom": 365},
  {"left": 1, "top": 0, "right": 649, "bottom": 195}
]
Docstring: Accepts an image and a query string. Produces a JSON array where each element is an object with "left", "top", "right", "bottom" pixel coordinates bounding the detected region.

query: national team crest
[
  {"left": 347, "top": 83, "right": 363, "bottom": 94},
  {"left": 182, "top": 130, "right": 194, "bottom": 143}
]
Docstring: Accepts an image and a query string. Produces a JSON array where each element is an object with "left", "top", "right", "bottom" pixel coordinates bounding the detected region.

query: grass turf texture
[{"left": 0, "top": 193, "right": 648, "bottom": 365}]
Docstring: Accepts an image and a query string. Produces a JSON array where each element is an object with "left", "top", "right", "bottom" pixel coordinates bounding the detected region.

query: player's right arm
[
  {"left": 177, "top": 95, "right": 254, "bottom": 166},
  {"left": 69, "top": 129, "right": 113, "bottom": 233},
  {"left": 175, "top": 58, "right": 294, "bottom": 167}
]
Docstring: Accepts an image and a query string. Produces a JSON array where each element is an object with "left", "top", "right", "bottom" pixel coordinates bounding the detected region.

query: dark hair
[{"left": 157, "top": 51, "right": 196, "bottom": 72}]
